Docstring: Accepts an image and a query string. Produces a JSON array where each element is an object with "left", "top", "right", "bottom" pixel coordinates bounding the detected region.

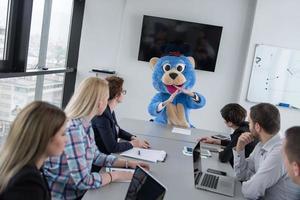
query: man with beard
[{"left": 233, "top": 103, "right": 300, "bottom": 200}]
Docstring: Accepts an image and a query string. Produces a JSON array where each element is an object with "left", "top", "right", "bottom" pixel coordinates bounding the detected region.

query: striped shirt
[{"left": 43, "top": 118, "right": 116, "bottom": 200}]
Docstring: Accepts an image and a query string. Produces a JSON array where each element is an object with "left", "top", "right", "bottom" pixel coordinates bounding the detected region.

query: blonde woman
[
  {"left": 0, "top": 101, "right": 67, "bottom": 200},
  {"left": 43, "top": 77, "right": 149, "bottom": 200}
]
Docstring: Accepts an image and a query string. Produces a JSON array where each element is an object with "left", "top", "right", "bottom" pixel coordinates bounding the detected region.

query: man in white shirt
[
  {"left": 283, "top": 126, "right": 300, "bottom": 185},
  {"left": 233, "top": 103, "right": 300, "bottom": 200}
]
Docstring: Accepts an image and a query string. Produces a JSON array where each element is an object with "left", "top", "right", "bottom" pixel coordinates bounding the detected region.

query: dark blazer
[
  {"left": 218, "top": 121, "right": 258, "bottom": 167},
  {"left": 0, "top": 165, "right": 50, "bottom": 200},
  {"left": 92, "top": 106, "right": 134, "bottom": 155}
]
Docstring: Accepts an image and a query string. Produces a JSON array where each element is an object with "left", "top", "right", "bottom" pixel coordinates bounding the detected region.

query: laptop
[
  {"left": 125, "top": 165, "right": 166, "bottom": 200},
  {"left": 193, "top": 141, "right": 235, "bottom": 197}
]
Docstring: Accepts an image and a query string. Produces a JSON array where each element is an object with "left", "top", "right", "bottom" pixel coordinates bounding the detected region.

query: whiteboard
[{"left": 247, "top": 44, "right": 300, "bottom": 109}]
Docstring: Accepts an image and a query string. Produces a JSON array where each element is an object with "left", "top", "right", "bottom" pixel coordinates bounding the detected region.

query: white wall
[
  {"left": 239, "top": 0, "right": 300, "bottom": 133},
  {"left": 76, "top": 0, "right": 126, "bottom": 84},
  {"left": 77, "top": 0, "right": 257, "bottom": 133}
]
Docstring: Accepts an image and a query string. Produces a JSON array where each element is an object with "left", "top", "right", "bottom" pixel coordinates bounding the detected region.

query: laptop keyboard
[{"left": 201, "top": 174, "right": 219, "bottom": 189}]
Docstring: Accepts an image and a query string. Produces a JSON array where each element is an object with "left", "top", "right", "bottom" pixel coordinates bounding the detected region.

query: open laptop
[
  {"left": 193, "top": 141, "right": 235, "bottom": 197},
  {"left": 125, "top": 165, "right": 166, "bottom": 200}
]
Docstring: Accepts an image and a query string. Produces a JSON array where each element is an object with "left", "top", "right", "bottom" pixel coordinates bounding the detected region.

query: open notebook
[{"left": 120, "top": 148, "right": 167, "bottom": 163}]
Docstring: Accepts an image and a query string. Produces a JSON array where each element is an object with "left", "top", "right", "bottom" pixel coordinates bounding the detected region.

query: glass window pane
[
  {"left": 42, "top": 73, "right": 65, "bottom": 107},
  {"left": 0, "top": 73, "right": 65, "bottom": 146},
  {"left": 0, "top": 76, "right": 36, "bottom": 145},
  {"left": 0, "top": 0, "right": 9, "bottom": 60},
  {"left": 27, "top": 0, "right": 73, "bottom": 70},
  {"left": 27, "top": 0, "right": 45, "bottom": 69},
  {"left": 46, "top": 0, "right": 73, "bottom": 69}
]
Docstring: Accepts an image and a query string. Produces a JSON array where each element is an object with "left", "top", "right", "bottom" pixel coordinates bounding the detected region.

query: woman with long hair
[
  {"left": 43, "top": 77, "right": 149, "bottom": 200},
  {"left": 0, "top": 101, "right": 67, "bottom": 199}
]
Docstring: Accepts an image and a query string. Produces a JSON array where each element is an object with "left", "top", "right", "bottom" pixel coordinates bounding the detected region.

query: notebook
[{"left": 120, "top": 148, "right": 167, "bottom": 163}]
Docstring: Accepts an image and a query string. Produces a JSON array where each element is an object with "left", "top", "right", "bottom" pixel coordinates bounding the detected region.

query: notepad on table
[
  {"left": 120, "top": 147, "right": 167, "bottom": 163},
  {"left": 172, "top": 127, "right": 191, "bottom": 135}
]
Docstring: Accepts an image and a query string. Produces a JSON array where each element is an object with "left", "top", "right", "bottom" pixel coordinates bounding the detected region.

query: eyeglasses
[{"left": 121, "top": 89, "right": 127, "bottom": 95}]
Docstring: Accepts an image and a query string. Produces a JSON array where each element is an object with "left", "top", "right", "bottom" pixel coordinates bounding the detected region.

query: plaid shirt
[{"left": 43, "top": 118, "right": 116, "bottom": 200}]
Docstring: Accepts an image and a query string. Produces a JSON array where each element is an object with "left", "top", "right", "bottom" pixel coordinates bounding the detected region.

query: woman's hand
[
  {"left": 111, "top": 171, "right": 133, "bottom": 182},
  {"left": 130, "top": 138, "right": 150, "bottom": 149},
  {"left": 128, "top": 160, "right": 150, "bottom": 171}
]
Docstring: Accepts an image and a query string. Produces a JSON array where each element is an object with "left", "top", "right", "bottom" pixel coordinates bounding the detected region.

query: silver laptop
[
  {"left": 125, "top": 165, "right": 166, "bottom": 200},
  {"left": 193, "top": 141, "right": 235, "bottom": 197}
]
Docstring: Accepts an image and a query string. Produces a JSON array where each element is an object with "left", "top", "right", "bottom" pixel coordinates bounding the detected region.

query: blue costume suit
[{"left": 148, "top": 55, "right": 206, "bottom": 128}]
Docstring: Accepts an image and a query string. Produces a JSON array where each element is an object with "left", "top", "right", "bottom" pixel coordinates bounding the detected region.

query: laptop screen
[
  {"left": 125, "top": 166, "right": 166, "bottom": 200},
  {"left": 193, "top": 141, "right": 202, "bottom": 185}
]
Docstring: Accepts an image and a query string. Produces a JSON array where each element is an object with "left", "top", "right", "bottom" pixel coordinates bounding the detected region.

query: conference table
[{"left": 83, "top": 118, "right": 244, "bottom": 200}]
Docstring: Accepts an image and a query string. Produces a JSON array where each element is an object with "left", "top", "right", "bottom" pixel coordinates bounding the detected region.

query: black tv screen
[{"left": 138, "top": 15, "right": 223, "bottom": 72}]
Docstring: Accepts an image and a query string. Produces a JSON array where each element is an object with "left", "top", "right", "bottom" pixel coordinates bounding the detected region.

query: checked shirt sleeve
[{"left": 64, "top": 125, "right": 105, "bottom": 190}]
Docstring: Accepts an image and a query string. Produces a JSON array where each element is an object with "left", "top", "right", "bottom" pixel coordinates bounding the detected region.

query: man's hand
[{"left": 236, "top": 132, "right": 254, "bottom": 153}]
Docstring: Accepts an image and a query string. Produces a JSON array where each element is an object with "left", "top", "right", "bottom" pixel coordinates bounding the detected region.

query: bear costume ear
[
  {"left": 149, "top": 57, "right": 159, "bottom": 70},
  {"left": 188, "top": 57, "right": 195, "bottom": 69}
]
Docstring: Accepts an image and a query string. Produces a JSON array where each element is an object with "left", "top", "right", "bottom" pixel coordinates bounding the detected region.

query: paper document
[
  {"left": 105, "top": 167, "right": 134, "bottom": 182},
  {"left": 120, "top": 148, "right": 167, "bottom": 163},
  {"left": 172, "top": 127, "right": 191, "bottom": 135}
]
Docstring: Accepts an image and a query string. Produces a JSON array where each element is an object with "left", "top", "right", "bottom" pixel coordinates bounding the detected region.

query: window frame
[
  {"left": 0, "top": 0, "right": 11, "bottom": 60},
  {"left": 0, "top": 0, "right": 85, "bottom": 108}
]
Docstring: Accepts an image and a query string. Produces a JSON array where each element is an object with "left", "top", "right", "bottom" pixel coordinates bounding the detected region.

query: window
[
  {"left": 42, "top": 73, "right": 65, "bottom": 107},
  {"left": 0, "top": 73, "right": 65, "bottom": 141},
  {"left": 27, "top": 0, "right": 73, "bottom": 70},
  {"left": 0, "top": 0, "right": 85, "bottom": 146},
  {"left": 0, "top": 0, "right": 9, "bottom": 60}
]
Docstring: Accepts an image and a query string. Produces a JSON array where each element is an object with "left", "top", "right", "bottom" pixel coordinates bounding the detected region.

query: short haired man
[
  {"left": 233, "top": 103, "right": 300, "bottom": 200},
  {"left": 283, "top": 126, "right": 300, "bottom": 185}
]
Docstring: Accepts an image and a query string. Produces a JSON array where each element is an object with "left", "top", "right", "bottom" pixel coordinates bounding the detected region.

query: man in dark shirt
[{"left": 199, "top": 103, "right": 258, "bottom": 166}]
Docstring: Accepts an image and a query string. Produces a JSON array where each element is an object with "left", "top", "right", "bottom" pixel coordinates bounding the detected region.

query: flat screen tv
[{"left": 138, "top": 15, "right": 223, "bottom": 72}]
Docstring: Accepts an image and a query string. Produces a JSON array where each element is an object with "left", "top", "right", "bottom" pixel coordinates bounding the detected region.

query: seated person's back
[
  {"left": 0, "top": 165, "right": 49, "bottom": 200},
  {"left": 92, "top": 106, "right": 134, "bottom": 154},
  {"left": 0, "top": 101, "right": 67, "bottom": 200}
]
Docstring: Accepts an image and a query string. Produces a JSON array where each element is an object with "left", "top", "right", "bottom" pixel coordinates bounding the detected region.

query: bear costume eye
[
  {"left": 163, "top": 64, "right": 171, "bottom": 72},
  {"left": 176, "top": 64, "right": 185, "bottom": 72}
]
